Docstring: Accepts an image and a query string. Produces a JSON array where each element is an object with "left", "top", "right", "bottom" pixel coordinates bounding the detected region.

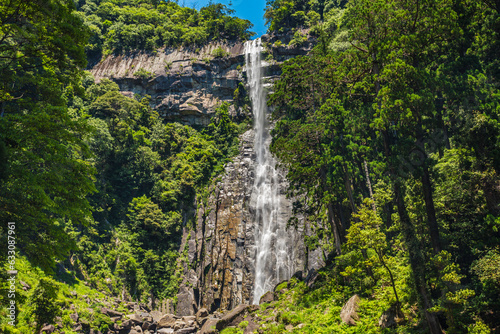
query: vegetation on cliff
[{"left": 75, "top": 0, "right": 255, "bottom": 62}]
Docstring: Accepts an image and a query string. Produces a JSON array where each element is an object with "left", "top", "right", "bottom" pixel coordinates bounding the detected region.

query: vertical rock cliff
[{"left": 89, "top": 31, "right": 323, "bottom": 316}]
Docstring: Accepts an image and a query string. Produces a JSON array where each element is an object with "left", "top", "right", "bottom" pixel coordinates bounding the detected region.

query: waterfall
[{"left": 245, "top": 39, "right": 294, "bottom": 304}]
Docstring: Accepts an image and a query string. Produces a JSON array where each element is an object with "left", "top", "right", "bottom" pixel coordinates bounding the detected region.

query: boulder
[
  {"left": 40, "top": 324, "right": 55, "bottom": 333},
  {"left": 340, "top": 295, "right": 360, "bottom": 325},
  {"left": 199, "top": 318, "right": 219, "bottom": 334},
  {"left": 149, "top": 310, "right": 164, "bottom": 323},
  {"left": 101, "top": 307, "right": 124, "bottom": 318},
  {"left": 242, "top": 317, "right": 259, "bottom": 334},
  {"left": 142, "top": 321, "right": 152, "bottom": 330},
  {"left": 126, "top": 313, "right": 143, "bottom": 325},
  {"left": 216, "top": 304, "right": 249, "bottom": 330},
  {"left": 182, "top": 316, "right": 196, "bottom": 327},
  {"left": 176, "top": 285, "right": 196, "bottom": 316},
  {"left": 259, "top": 291, "right": 275, "bottom": 304},
  {"left": 69, "top": 313, "right": 79, "bottom": 322},
  {"left": 176, "top": 327, "right": 197, "bottom": 334},
  {"left": 157, "top": 329, "right": 174, "bottom": 334},
  {"left": 379, "top": 303, "right": 405, "bottom": 328},
  {"left": 20, "top": 280, "right": 31, "bottom": 291},
  {"left": 157, "top": 314, "right": 177, "bottom": 328},
  {"left": 119, "top": 319, "right": 135, "bottom": 330},
  {"left": 173, "top": 320, "right": 187, "bottom": 330},
  {"left": 196, "top": 308, "right": 209, "bottom": 319}
]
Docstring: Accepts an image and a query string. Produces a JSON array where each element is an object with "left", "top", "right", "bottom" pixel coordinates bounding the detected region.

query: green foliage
[
  {"left": 268, "top": 0, "right": 500, "bottom": 332},
  {"left": 264, "top": 0, "right": 338, "bottom": 33},
  {"left": 211, "top": 46, "right": 231, "bottom": 58},
  {"left": 76, "top": 0, "right": 254, "bottom": 59},
  {"left": 0, "top": 0, "right": 95, "bottom": 272},
  {"left": 289, "top": 30, "right": 308, "bottom": 47},
  {"left": 133, "top": 67, "right": 153, "bottom": 79},
  {"left": 473, "top": 249, "right": 500, "bottom": 288},
  {"left": 468, "top": 319, "right": 491, "bottom": 334},
  {"left": 26, "top": 278, "right": 60, "bottom": 332}
]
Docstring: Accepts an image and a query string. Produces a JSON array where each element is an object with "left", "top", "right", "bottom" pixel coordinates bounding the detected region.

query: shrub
[
  {"left": 26, "top": 278, "right": 60, "bottom": 332},
  {"left": 133, "top": 68, "right": 153, "bottom": 79},
  {"left": 212, "top": 46, "right": 230, "bottom": 58},
  {"left": 289, "top": 30, "right": 308, "bottom": 47}
]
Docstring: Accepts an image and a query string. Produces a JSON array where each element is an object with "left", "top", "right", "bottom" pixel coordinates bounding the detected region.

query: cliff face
[
  {"left": 91, "top": 41, "right": 246, "bottom": 126},
  {"left": 91, "top": 31, "right": 323, "bottom": 316},
  {"left": 90, "top": 30, "right": 314, "bottom": 126}
]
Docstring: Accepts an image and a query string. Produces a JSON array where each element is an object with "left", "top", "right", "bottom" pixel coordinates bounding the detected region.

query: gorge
[{"left": 3, "top": 1, "right": 500, "bottom": 333}]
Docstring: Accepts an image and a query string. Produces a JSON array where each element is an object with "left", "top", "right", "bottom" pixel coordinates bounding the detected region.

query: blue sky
[{"left": 180, "top": 0, "right": 268, "bottom": 38}]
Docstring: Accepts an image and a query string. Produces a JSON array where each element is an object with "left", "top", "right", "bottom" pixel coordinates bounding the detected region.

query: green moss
[{"left": 275, "top": 281, "right": 289, "bottom": 292}]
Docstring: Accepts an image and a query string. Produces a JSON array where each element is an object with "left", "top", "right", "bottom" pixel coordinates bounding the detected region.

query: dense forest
[
  {"left": 1, "top": 0, "right": 499, "bottom": 333},
  {"left": 265, "top": 0, "right": 500, "bottom": 333}
]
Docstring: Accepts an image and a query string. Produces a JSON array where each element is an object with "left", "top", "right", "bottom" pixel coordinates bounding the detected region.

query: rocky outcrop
[
  {"left": 90, "top": 33, "right": 317, "bottom": 127},
  {"left": 91, "top": 41, "right": 245, "bottom": 125}
]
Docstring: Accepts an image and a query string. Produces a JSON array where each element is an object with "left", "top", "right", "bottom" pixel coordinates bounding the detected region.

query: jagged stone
[
  {"left": 259, "top": 291, "right": 275, "bottom": 304},
  {"left": 157, "top": 328, "right": 174, "bottom": 334},
  {"left": 69, "top": 313, "right": 79, "bottom": 322},
  {"left": 142, "top": 321, "right": 152, "bottom": 330},
  {"left": 20, "top": 280, "right": 31, "bottom": 291},
  {"left": 240, "top": 315, "right": 259, "bottom": 334},
  {"left": 150, "top": 310, "right": 164, "bottom": 323},
  {"left": 176, "top": 327, "right": 197, "bottom": 334},
  {"left": 173, "top": 320, "right": 186, "bottom": 330},
  {"left": 157, "top": 314, "right": 177, "bottom": 328},
  {"left": 196, "top": 308, "right": 209, "bottom": 319},
  {"left": 340, "top": 295, "right": 361, "bottom": 325},
  {"left": 216, "top": 304, "right": 249, "bottom": 330},
  {"left": 176, "top": 284, "right": 197, "bottom": 316},
  {"left": 101, "top": 307, "right": 124, "bottom": 318},
  {"left": 40, "top": 324, "right": 55, "bottom": 333},
  {"left": 199, "top": 318, "right": 219, "bottom": 334},
  {"left": 126, "top": 313, "right": 143, "bottom": 325}
]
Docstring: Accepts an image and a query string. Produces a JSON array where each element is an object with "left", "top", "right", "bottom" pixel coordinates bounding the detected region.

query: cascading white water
[{"left": 245, "top": 39, "right": 293, "bottom": 304}]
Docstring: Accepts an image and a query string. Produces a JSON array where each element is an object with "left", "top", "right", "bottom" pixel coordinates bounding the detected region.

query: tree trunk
[
  {"left": 320, "top": 166, "right": 344, "bottom": 255},
  {"left": 416, "top": 123, "right": 442, "bottom": 254},
  {"left": 394, "top": 181, "right": 442, "bottom": 334},
  {"left": 326, "top": 201, "right": 343, "bottom": 255},
  {"left": 364, "top": 159, "right": 377, "bottom": 211},
  {"left": 421, "top": 164, "right": 442, "bottom": 254}
]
